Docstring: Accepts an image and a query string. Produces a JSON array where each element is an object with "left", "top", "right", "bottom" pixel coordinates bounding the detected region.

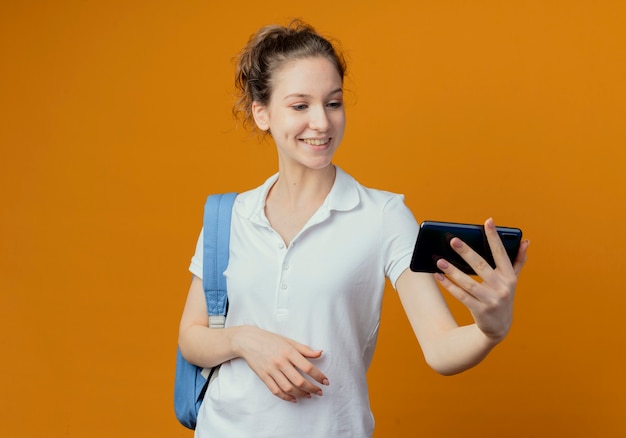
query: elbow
[
  {"left": 177, "top": 333, "right": 189, "bottom": 360},
  {"left": 430, "top": 364, "right": 465, "bottom": 377},
  {"left": 423, "top": 350, "right": 476, "bottom": 376},
  {"left": 425, "top": 357, "right": 463, "bottom": 376},
  {"left": 177, "top": 326, "right": 195, "bottom": 362},
  {"left": 177, "top": 326, "right": 208, "bottom": 367}
]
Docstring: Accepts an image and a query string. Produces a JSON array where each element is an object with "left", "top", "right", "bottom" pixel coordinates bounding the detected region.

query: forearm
[
  {"left": 178, "top": 324, "right": 247, "bottom": 369},
  {"left": 179, "top": 321, "right": 330, "bottom": 403},
  {"left": 397, "top": 271, "right": 498, "bottom": 375},
  {"left": 178, "top": 276, "right": 252, "bottom": 368},
  {"left": 421, "top": 323, "right": 501, "bottom": 376}
]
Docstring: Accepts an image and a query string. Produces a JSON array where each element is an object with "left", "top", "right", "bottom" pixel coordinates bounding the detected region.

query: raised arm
[{"left": 396, "top": 218, "right": 530, "bottom": 375}]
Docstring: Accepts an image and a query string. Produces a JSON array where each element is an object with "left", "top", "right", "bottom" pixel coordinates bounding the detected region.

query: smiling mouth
[{"left": 302, "top": 138, "right": 330, "bottom": 146}]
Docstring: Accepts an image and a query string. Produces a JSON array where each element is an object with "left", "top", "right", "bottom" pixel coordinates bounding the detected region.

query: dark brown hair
[{"left": 233, "top": 19, "right": 347, "bottom": 132}]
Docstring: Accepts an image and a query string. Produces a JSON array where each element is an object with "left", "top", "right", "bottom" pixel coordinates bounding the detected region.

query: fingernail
[
  {"left": 437, "top": 259, "right": 449, "bottom": 270},
  {"left": 322, "top": 379, "right": 330, "bottom": 386},
  {"left": 316, "top": 390, "right": 323, "bottom": 396},
  {"left": 487, "top": 218, "right": 495, "bottom": 229},
  {"left": 452, "top": 238, "right": 463, "bottom": 248},
  {"left": 434, "top": 273, "right": 445, "bottom": 282}
]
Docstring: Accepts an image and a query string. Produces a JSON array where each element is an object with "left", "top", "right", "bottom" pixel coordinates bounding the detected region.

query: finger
[
  {"left": 483, "top": 218, "right": 515, "bottom": 273},
  {"left": 300, "top": 348, "right": 323, "bottom": 359},
  {"left": 288, "top": 342, "right": 330, "bottom": 386},
  {"left": 280, "top": 363, "right": 324, "bottom": 397},
  {"left": 448, "top": 236, "right": 494, "bottom": 280},
  {"left": 261, "top": 372, "right": 298, "bottom": 403},
  {"left": 513, "top": 239, "right": 530, "bottom": 276},
  {"left": 290, "top": 354, "right": 329, "bottom": 390},
  {"left": 435, "top": 258, "right": 482, "bottom": 301},
  {"left": 434, "top": 269, "right": 480, "bottom": 309},
  {"left": 274, "top": 366, "right": 316, "bottom": 399}
]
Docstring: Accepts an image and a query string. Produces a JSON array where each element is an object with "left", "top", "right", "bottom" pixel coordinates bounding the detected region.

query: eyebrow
[{"left": 282, "top": 88, "right": 343, "bottom": 101}]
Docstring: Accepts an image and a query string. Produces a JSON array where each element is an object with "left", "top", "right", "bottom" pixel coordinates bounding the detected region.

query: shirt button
[
  {"left": 280, "top": 283, "right": 288, "bottom": 290},
  {"left": 282, "top": 263, "right": 290, "bottom": 270},
  {"left": 278, "top": 243, "right": 285, "bottom": 249}
]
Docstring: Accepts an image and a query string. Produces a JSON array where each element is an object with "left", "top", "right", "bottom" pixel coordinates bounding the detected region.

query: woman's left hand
[{"left": 434, "top": 217, "right": 530, "bottom": 343}]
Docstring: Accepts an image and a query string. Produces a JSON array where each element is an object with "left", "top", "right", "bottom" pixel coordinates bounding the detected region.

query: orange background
[{"left": 1, "top": 1, "right": 625, "bottom": 437}]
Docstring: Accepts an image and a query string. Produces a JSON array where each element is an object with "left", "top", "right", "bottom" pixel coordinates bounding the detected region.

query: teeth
[{"left": 303, "top": 138, "right": 328, "bottom": 146}]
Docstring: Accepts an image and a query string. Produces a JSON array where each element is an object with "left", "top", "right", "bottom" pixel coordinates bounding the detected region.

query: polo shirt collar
[{"left": 325, "top": 166, "right": 360, "bottom": 212}]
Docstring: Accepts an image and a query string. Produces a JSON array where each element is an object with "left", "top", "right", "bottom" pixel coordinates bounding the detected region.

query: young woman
[{"left": 178, "top": 20, "right": 529, "bottom": 437}]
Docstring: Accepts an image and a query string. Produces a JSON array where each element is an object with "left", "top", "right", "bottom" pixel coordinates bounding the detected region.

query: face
[{"left": 252, "top": 57, "right": 346, "bottom": 172}]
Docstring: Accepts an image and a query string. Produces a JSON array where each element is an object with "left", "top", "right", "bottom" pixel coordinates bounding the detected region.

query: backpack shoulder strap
[{"left": 202, "top": 192, "right": 237, "bottom": 328}]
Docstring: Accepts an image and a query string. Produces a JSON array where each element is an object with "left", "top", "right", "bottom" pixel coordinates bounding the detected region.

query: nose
[{"left": 309, "top": 106, "right": 330, "bottom": 131}]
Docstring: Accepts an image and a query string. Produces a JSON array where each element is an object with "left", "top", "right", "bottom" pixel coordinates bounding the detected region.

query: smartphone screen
[{"left": 409, "top": 221, "right": 522, "bottom": 274}]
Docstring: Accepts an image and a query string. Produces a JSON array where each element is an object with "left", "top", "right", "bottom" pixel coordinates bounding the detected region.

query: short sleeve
[{"left": 382, "top": 195, "right": 419, "bottom": 288}]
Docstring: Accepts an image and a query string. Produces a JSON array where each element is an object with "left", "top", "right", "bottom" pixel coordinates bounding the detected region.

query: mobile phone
[{"left": 409, "top": 221, "right": 523, "bottom": 275}]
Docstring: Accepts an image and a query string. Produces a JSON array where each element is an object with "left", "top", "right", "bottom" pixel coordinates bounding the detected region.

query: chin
[{"left": 305, "top": 159, "right": 334, "bottom": 171}]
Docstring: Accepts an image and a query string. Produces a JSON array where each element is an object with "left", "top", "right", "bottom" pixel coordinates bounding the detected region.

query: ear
[{"left": 252, "top": 101, "right": 270, "bottom": 131}]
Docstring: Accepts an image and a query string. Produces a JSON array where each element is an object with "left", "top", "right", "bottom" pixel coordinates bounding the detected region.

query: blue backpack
[{"left": 174, "top": 192, "right": 237, "bottom": 430}]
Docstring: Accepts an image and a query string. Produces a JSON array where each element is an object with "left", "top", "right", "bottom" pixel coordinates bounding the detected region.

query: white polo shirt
[{"left": 189, "top": 167, "right": 418, "bottom": 438}]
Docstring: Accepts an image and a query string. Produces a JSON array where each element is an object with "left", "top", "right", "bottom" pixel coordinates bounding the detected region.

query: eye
[
  {"left": 291, "top": 104, "right": 308, "bottom": 111},
  {"left": 326, "top": 101, "right": 343, "bottom": 109}
]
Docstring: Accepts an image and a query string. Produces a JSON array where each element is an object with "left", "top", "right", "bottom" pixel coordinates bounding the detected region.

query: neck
[{"left": 269, "top": 164, "right": 336, "bottom": 209}]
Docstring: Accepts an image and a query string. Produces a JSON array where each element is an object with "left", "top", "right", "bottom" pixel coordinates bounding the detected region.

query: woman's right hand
[
  {"left": 232, "top": 325, "right": 330, "bottom": 403},
  {"left": 179, "top": 277, "right": 328, "bottom": 402}
]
